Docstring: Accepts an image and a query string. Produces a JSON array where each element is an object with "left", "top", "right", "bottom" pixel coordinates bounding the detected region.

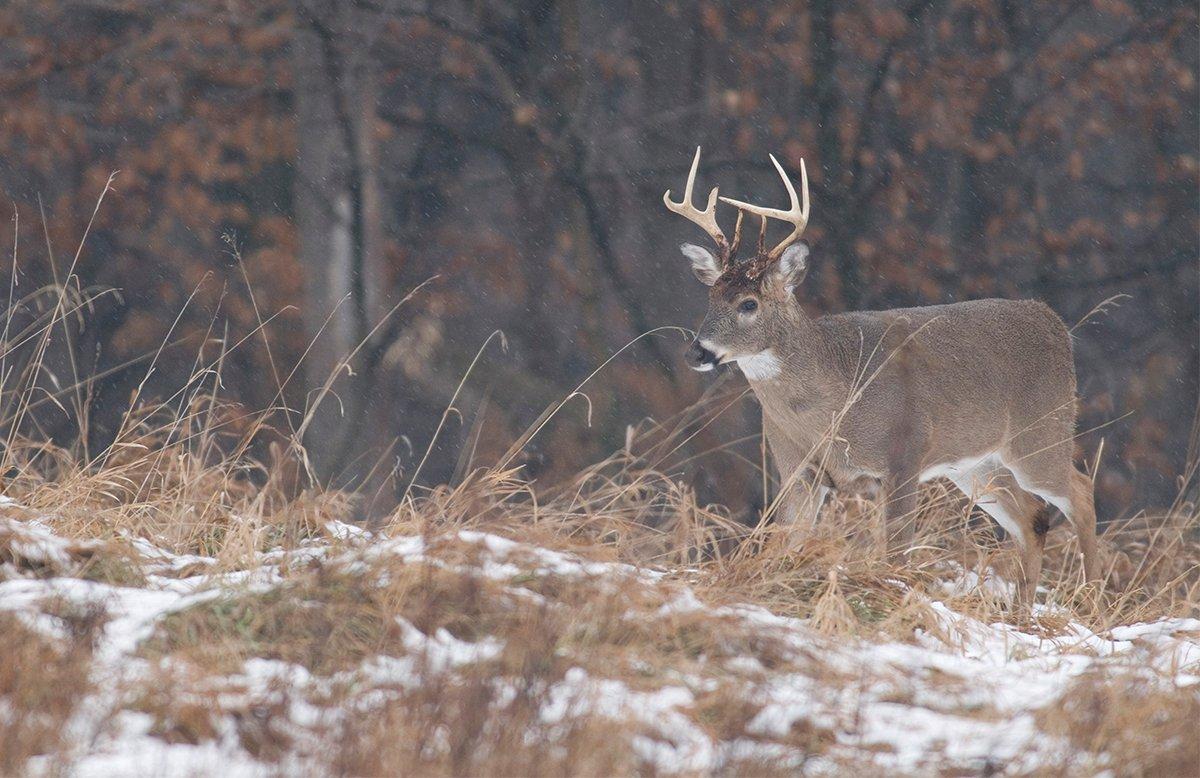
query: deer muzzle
[{"left": 684, "top": 340, "right": 720, "bottom": 372}]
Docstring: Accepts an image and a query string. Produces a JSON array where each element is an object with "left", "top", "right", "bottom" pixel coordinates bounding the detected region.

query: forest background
[{"left": 1, "top": 0, "right": 1196, "bottom": 521}]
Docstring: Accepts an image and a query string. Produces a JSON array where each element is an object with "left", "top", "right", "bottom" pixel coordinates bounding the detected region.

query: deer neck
[{"left": 737, "top": 310, "right": 845, "bottom": 411}]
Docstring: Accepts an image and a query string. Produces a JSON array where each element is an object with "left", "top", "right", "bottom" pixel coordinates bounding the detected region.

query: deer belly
[{"left": 918, "top": 452, "right": 998, "bottom": 483}]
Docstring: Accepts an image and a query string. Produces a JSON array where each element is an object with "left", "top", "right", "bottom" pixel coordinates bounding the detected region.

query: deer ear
[
  {"left": 774, "top": 242, "right": 810, "bottom": 293},
  {"left": 680, "top": 243, "right": 722, "bottom": 286}
]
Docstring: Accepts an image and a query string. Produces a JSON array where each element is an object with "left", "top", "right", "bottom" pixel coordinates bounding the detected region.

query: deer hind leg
[
  {"left": 947, "top": 463, "right": 1047, "bottom": 606},
  {"left": 1066, "top": 467, "right": 1101, "bottom": 582},
  {"left": 1025, "top": 467, "right": 1100, "bottom": 584},
  {"left": 1004, "top": 448, "right": 1102, "bottom": 586}
]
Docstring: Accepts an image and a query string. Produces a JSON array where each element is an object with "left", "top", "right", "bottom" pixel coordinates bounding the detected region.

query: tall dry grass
[{"left": 0, "top": 198, "right": 1197, "bottom": 774}]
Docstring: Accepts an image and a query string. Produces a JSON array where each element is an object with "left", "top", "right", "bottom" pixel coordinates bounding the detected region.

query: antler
[
  {"left": 663, "top": 147, "right": 731, "bottom": 263},
  {"left": 719, "top": 154, "right": 809, "bottom": 261}
]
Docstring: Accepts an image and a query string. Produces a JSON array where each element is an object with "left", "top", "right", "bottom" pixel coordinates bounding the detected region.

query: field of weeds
[
  {"left": 3, "top": 398, "right": 1198, "bottom": 775},
  {"left": 0, "top": 237, "right": 1198, "bottom": 776}
]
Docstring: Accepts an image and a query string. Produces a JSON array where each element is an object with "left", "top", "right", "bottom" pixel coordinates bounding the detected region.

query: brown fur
[
  {"left": 686, "top": 250, "right": 1102, "bottom": 604},
  {"left": 1033, "top": 504, "right": 1053, "bottom": 537}
]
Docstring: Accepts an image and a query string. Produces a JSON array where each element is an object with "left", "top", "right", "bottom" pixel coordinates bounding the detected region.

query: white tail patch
[{"left": 737, "top": 350, "right": 782, "bottom": 381}]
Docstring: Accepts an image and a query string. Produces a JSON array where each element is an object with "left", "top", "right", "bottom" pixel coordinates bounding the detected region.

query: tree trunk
[{"left": 293, "top": 4, "right": 384, "bottom": 482}]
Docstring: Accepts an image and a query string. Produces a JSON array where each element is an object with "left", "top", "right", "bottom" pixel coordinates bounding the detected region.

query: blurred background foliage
[{"left": 0, "top": 0, "right": 1196, "bottom": 520}]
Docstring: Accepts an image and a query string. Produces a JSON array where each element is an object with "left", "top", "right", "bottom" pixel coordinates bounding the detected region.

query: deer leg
[
  {"left": 1005, "top": 454, "right": 1102, "bottom": 586},
  {"left": 773, "top": 464, "right": 830, "bottom": 525},
  {"left": 948, "top": 464, "right": 1047, "bottom": 606},
  {"left": 1067, "top": 467, "right": 1101, "bottom": 583},
  {"left": 883, "top": 465, "right": 921, "bottom": 554},
  {"left": 1017, "top": 468, "right": 1101, "bottom": 585},
  {"left": 764, "top": 417, "right": 831, "bottom": 525},
  {"left": 883, "top": 405, "right": 928, "bottom": 555}
]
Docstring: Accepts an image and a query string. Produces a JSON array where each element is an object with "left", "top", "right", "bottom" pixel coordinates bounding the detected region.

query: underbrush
[{"left": 0, "top": 404, "right": 1195, "bottom": 774}]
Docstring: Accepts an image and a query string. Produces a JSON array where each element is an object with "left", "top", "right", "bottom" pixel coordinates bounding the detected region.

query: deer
[{"left": 664, "top": 147, "right": 1101, "bottom": 604}]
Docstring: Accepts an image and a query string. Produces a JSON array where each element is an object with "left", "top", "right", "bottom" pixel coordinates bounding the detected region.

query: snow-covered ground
[{"left": 2, "top": 506, "right": 1197, "bottom": 776}]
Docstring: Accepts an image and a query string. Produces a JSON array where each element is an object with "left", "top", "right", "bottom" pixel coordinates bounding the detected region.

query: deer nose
[{"left": 684, "top": 340, "right": 719, "bottom": 372}]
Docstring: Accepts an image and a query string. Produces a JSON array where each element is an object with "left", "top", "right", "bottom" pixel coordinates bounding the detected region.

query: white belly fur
[
  {"left": 918, "top": 452, "right": 997, "bottom": 484},
  {"left": 922, "top": 452, "right": 1027, "bottom": 544}
]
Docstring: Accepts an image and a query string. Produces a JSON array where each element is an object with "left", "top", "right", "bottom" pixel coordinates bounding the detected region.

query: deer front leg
[
  {"left": 775, "top": 463, "right": 831, "bottom": 525},
  {"left": 764, "top": 418, "right": 829, "bottom": 525},
  {"left": 883, "top": 464, "right": 921, "bottom": 554}
]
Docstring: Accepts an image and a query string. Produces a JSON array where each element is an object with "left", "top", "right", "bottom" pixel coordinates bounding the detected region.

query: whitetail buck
[{"left": 664, "top": 147, "right": 1100, "bottom": 603}]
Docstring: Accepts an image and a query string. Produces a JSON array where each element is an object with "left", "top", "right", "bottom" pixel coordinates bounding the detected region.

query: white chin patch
[
  {"left": 690, "top": 362, "right": 715, "bottom": 372},
  {"left": 736, "top": 350, "right": 782, "bottom": 381}
]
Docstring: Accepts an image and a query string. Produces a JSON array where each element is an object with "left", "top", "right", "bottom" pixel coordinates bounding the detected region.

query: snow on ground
[{"left": 1, "top": 507, "right": 1197, "bottom": 776}]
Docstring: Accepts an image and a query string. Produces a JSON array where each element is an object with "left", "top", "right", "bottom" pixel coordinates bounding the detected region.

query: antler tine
[
  {"left": 728, "top": 209, "right": 745, "bottom": 258},
  {"left": 663, "top": 146, "right": 729, "bottom": 258},
  {"left": 719, "top": 154, "right": 810, "bottom": 260}
]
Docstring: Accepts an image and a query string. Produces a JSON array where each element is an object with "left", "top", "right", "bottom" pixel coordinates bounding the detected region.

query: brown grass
[
  {"left": 0, "top": 218, "right": 1196, "bottom": 775},
  {"left": 2, "top": 417, "right": 1197, "bottom": 774},
  {"left": 1038, "top": 670, "right": 1200, "bottom": 776},
  {"left": 0, "top": 605, "right": 104, "bottom": 774}
]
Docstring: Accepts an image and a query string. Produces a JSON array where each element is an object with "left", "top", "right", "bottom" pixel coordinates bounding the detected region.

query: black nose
[{"left": 684, "top": 341, "right": 718, "bottom": 371}]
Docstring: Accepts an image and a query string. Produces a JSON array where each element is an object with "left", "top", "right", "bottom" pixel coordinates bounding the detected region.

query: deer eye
[{"left": 738, "top": 299, "right": 759, "bottom": 314}]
